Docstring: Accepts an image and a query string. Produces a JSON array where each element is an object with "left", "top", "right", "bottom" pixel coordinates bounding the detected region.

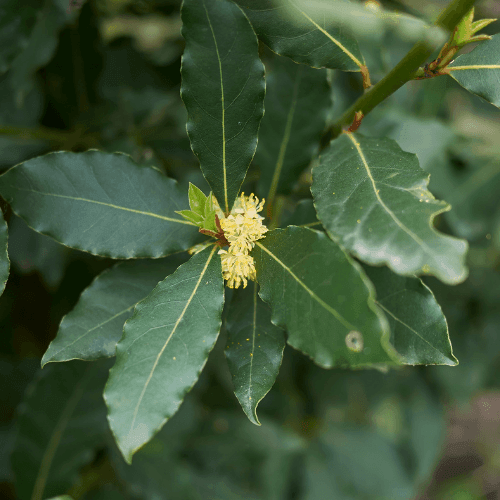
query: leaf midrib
[
  {"left": 375, "top": 299, "right": 454, "bottom": 363},
  {"left": 129, "top": 246, "right": 217, "bottom": 432},
  {"left": 267, "top": 66, "right": 302, "bottom": 207},
  {"left": 290, "top": 1, "right": 363, "bottom": 70},
  {"left": 44, "top": 304, "right": 135, "bottom": 364},
  {"left": 449, "top": 64, "right": 500, "bottom": 71},
  {"left": 203, "top": 0, "right": 229, "bottom": 213},
  {"left": 9, "top": 187, "right": 194, "bottom": 225},
  {"left": 256, "top": 241, "right": 355, "bottom": 330},
  {"left": 345, "top": 132, "right": 433, "bottom": 253},
  {"left": 30, "top": 367, "right": 93, "bottom": 500}
]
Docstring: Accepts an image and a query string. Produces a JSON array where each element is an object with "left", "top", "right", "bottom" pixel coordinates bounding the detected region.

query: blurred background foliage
[{"left": 1, "top": 0, "right": 500, "bottom": 499}]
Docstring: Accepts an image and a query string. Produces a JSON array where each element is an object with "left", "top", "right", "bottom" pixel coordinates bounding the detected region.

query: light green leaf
[
  {"left": 252, "top": 227, "right": 400, "bottom": 368},
  {"left": 0, "top": 209, "right": 9, "bottom": 297},
  {"left": 188, "top": 182, "right": 207, "bottom": 215},
  {"left": 448, "top": 34, "right": 500, "bottom": 108},
  {"left": 0, "top": 150, "right": 199, "bottom": 259},
  {"left": 104, "top": 246, "right": 224, "bottom": 463},
  {"left": 312, "top": 133, "right": 468, "bottom": 284},
  {"left": 233, "top": 0, "right": 365, "bottom": 73},
  {"left": 0, "top": 0, "right": 39, "bottom": 74},
  {"left": 180, "top": 0, "right": 265, "bottom": 214},
  {"left": 175, "top": 209, "right": 205, "bottom": 226},
  {"left": 203, "top": 209, "right": 218, "bottom": 233},
  {"left": 363, "top": 264, "right": 457, "bottom": 366},
  {"left": 42, "top": 255, "right": 187, "bottom": 366},
  {"left": 11, "top": 361, "right": 110, "bottom": 500},
  {"left": 225, "top": 283, "right": 286, "bottom": 425},
  {"left": 255, "top": 56, "right": 331, "bottom": 205}
]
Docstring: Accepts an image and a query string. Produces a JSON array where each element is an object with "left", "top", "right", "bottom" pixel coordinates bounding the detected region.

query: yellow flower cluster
[{"left": 217, "top": 193, "right": 268, "bottom": 289}]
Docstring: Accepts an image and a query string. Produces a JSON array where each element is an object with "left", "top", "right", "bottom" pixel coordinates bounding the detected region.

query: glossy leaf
[
  {"left": 0, "top": 151, "right": 199, "bottom": 259},
  {"left": 225, "top": 283, "right": 286, "bottom": 425},
  {"left": 312, "top": 133, "right": 468, "bottom": 284},
  {"left": 233, "top": 0, "right": 365, "bottom": 73},
  {"left": 11, "top": 361, "right": 110, "bottom": 500},
  {"left": 104, "top": 246, "right": 224, "bottom": 463},
  {"left": 363, "top": 265, "right": 457, "bottom": 366},
  {"left": 252, "top": 227, "right": 399, "bottom": 368},
  {"left": 0, "top": 0, "right": 39, "bottom": 74},
  {"left": 180, "top": 0, "right": 265, "bottom": 213},
  {"left": 188, "top": 183, "right": 207, "bottom": 215},
  {"left": 255, "top": 56, "right": 331, "bottom": 204},
  {"left": 0, "top": 209, "right": 9, "bottom": 297},
  {"left": 448, "top": 34, "right": 500, "bottom": 108},
  {"left": 42, "top": 255, "right": 187, "bottom": 366}
]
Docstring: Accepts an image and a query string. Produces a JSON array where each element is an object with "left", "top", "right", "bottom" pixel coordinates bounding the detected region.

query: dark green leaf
[
  {"left": 363, "top": 265, "right": 457, "bottom": 366},
  {"left": 255, "top": 56, "right": 331, "bottom": 203},
  {"left": 11, "top": 361, "right": 110, "bottom": 500},
  {"left": 7, "top": 215, "right": 69, "bottom": 289},
  {"left": 104, "top": 246, "right": 224, "bottom": 463},
  {"left": 233, "top": 0, "right": 365, "bottom": 73},
  {"left": 281, "top": 199, "right": 320, "bottom": 228},
  {"left": 42, "top": 255, "right": 187, "bottom": 366},
  {"left": 0, "top": 150, "right": 199, "bottom": 259},
  {"left": 0, "top": 209, "right": 9, "bottom": 297},
  {"left": 304, "top": 426, "right": 414, "bottom": 499},
  {"left": 448, "top": 34, "right": 500, "bottom": 108},
  {"left": 312, "top": 133, "right": 468, "bottom": 284},
  {"left": 0, "top": 0, "right": 39, "bottom": 74},
  {"left": 180, "top": 0, "right": 265, "bottom": 213},
  {"left": 252, "top": 227, "right": 399, "bottom": 368},
  {"left": 225, "top": 283, "right": 286, "bottom": 425},
  {"left": 109, "top": 398, "right": 202, "bottom": 499},
  {"left": 0, "top": 76, "right": 46, "bottom": 169},
  {"left": 8, "top": 0, "right": 73, "bottom": 97}
]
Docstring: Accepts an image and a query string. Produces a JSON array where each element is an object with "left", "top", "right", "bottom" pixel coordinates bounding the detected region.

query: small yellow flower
[
  {"left": 218, "top": 249, "right": 256, "bottom": 289},
  {"left": 216, "top": 193, "right": 268, "bottom": 289}
]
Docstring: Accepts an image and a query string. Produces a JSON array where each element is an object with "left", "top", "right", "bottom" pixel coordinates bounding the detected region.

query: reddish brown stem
[{"left": 347, "top": 111, "right": 364, "bottom": 133}]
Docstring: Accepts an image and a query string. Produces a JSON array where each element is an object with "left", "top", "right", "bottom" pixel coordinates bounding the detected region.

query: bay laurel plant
[{"left": 0, "top": 0, "right": 498, "bottom": 470}]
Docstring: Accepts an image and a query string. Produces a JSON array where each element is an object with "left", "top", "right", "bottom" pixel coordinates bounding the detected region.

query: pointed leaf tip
[{"left": 104, "top": 246, "right": 224, "bottom": 462}]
